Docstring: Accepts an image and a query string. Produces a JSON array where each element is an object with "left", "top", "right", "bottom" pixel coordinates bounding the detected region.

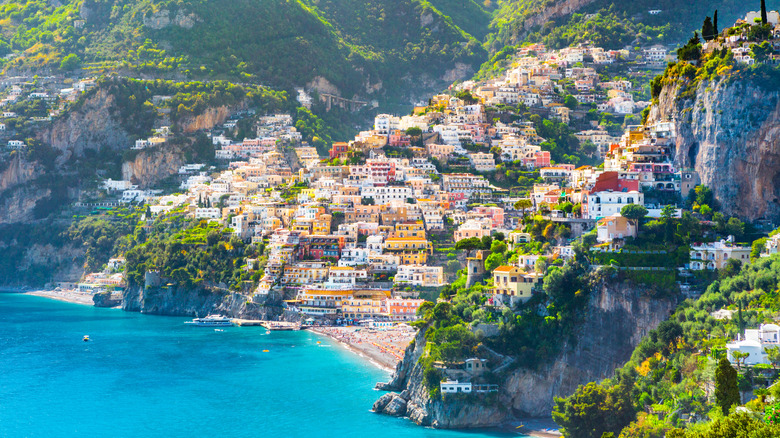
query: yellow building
[
  {"left": 291, "top": 219, "right": 313, "bottom": 235},
  {"left": 394, "top": 221, "right": 426, "bottom": 239},
  {"left": 313, "top": 214, "right": 332, "bottom": 235},
  {"left": 384, "top": 237, "right": 433, "bottom": 264},
  {"left": 298, "top": 288, "right": 390, "bottom": 318},
  {"left": 282, "top": 265, "right": 329, "bottom": 285},
  {"left": 492, "top": 266, "right": 543, "bottom": 305},
  {"left": 341, "top": 289, "right": 392, "bottom": 319}
]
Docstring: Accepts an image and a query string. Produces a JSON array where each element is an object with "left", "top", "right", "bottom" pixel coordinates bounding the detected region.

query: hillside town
[{"left": 8, "top": 10, "right": 780, "bottom": 381}]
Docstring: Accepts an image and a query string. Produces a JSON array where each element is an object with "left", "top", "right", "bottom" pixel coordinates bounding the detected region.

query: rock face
[
  {"left": 122, "top": 145, "right": 188, "bottom": 188},
  {"left": 143, "top": 9, "right": 201, "bottom": 29},
  {"left": 178, "top": 105, "right": 234, "bottom": 134},
  {"left": 122, "top": 282, "right": 293, "bottom": 320},
  {"left": 374, "top": 280, "right": 676, "bottom": 428},
  {"left": 648, "top": 77, "right": 780, "bottom": 221},
  {"left": 39, "top": 87, "right": 132, "bottom": 163},
  {"left": 500, "top": 0, "right": 597, "bottom": 43},
  {"left": 93, "top": 291, "right": 122, "bottom": 307}
]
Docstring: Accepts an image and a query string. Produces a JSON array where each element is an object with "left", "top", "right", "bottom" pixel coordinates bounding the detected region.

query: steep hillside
[
  {"left": 0, "top": 77, "right": 288, "bottom": 225},
  {"left": 374, "top": 275, "right": 676, "bottom": 427},
  {"left": 488, "top": 0, "right": 780, "bottom": 50},
  {"left": 647, "top": 54, "right": 780, "bottom": 222},
  {"left": 0, "top": 0, "right": 487, "bottom": 105}
]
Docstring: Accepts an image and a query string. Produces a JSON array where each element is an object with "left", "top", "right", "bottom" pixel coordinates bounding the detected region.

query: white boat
[{"left": 185, "top": 315, "right": 233, "bottom": 327}]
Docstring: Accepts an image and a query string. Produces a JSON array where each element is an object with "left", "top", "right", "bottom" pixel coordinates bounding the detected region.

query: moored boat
[{"left": 185, "top": 315, "right": 233, "bottom": 327}]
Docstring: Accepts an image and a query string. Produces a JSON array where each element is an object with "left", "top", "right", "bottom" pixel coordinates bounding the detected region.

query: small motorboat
[
  {"left": 83, "top": 335, "right": 90, "bottom": 342},
  {"left": 214, "top": 329, "right": 224, "bottom": 332}
]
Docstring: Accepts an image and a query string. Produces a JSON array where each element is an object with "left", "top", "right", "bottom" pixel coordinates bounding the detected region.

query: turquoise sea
[{"left": 0, "top": 294, "right": 523, "bottom": 438}]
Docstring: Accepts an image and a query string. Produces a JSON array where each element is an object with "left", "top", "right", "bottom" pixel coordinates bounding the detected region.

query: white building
[
  {"left": 195, "top": 208, "right": 222, "bottom": 219},
  {"left": 727, "top": 324, "right": 780, "bottom": 366},
  {"left": 120, "top": 189, "right": 146, "bottom": 203},
  {"left": 7, "top": 140, "right": 25, "bottom": 149},
  {"left": 584, "top": 190, "right": 644, "bottom": 220},
  {"left": 394, "top": 265, "right": 444, "bottom": 287},
  {"left": 689, "top": 238, "right": 752, "bottom": 270},
  {"left": 440, "top": 380, "right": 472, "bottom": 394},
  {"left": 374, "top": 114, "right": 400, "bottom": 135},
  {"left": 360, "top": 186, "right": 412, "bottom": 204},
  {"left": 745, "top": 10, "right": 780, "bottom": 26},
  {"left": 102, "top": 179, "right": 135, "bottom": 191},
  {"left": 468, "top": 152, "right": 496, "bottom": 172}
]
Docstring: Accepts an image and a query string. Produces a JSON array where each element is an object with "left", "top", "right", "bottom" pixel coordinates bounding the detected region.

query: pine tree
[
  {"left": 762, "top": 0, "right": 768, "bottom": 24},
  {"left": 715, "top": 357, "right": 740, "bottom": 415},
  {"left": 714, "top": 10, "right": 719, "bottom": 35},
  {"left": 702, "top": 16, "right": 715, "bottom": 41}
]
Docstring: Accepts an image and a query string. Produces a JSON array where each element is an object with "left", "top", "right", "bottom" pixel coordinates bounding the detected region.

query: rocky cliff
[
  {"left": 648, "top": 75, "right": 780, "bottom": 221},
  {"left": 374, "top": 280, "right": 676, "bottom": 428},
  {"left": 177, "top": 105, "right": 235, "bottom": 134},
  {"left": 122, "top": 144, "right": 188, "bottom": 188},
  {"left": 122, "top": 281, "right": 293, "bottom": 321},
  {"left": 39, "top": 87, "right": 133, "bottom": 163}
]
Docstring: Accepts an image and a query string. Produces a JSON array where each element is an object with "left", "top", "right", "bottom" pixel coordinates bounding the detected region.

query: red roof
[{"left": 591, "top": 171, "right": 639, "bottom": 193}]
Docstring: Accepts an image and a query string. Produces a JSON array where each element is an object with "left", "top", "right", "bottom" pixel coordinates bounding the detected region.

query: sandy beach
[
  {"left": 23, "top": 289, "right": 96, "bottom": 306},
  {"left": 508, "top": 418, "right": 562, "bottom": 437},
  {"left": 309, "top": 326, "right": 416, "bottom": 372}
]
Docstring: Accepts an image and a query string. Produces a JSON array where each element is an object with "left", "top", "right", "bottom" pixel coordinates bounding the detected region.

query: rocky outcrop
[
  {"left": 0, "top": 184, "right": 49, "bottom": 224},
  {"left": 375, "top": 279, "right": 676, "bottom": 428},
  {"left": 143, "top": 9, "right": 201, "bottom": 29},
  {"left": 38, "top": 87, "right": 132, "bottom": 164},
  {"left": 0, "top": 154, "right": 38, "bottom": 193},
  {"left": 122, "top": 144, "right": 188, "bottom": 188},
  {"left": 648, "top": 76, "right": 780, "bottom": 221},
  {"left": 499, "top": 0, "right": 597, "bottom": 44},
  {"left": 442, "top": 63, "right": 474, "bottom": 83},
  {"left": 93, "top": 291, "right": 122, "bottom": 307},
  {"left": 122, "top": 281, "right": 293, "bottom": 320},
  {"left": 177, "top": 105, "right": 235, "bottom": 133}
]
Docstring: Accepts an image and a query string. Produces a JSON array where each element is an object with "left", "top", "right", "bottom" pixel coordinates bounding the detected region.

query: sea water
[{"left": 0, "top": 294, "right": 523, "bottom": 437}]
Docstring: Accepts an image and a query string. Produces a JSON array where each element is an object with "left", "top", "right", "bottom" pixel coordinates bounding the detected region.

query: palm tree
[{"left": 732, "top": 351, "right": 750, "bottom": 371}]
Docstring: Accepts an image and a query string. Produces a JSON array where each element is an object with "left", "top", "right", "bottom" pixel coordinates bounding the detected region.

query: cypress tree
[
  {"left": 762, "top": 0, "right": 768, "bottom": 24},
  {"left": 702, "top": 16, "right": 715, "bottom": 41},
  {"left": 714, "top": 10, "right": 719, "bottom": 35},
  {"left": 715, "top": 357, "right": 740, "bottom": 415}
]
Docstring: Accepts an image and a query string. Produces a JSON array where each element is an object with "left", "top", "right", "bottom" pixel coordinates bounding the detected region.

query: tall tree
[
  {"left": 715, "top": 357, "right": 740, "bottom": 415},
  {"left": 762, "top": 0, "right": 768, "bottom": 24},
  {"left": 714, "top": 10, "right": 719, "bottom": 35},
  {"left": 514, "top": 199, "right": 532, "bottom": 217},
  {"left": 702, "top": 16, "right": 715, "bottom": 41},
  {"left": 620, "top": 204, "right": 648, "bottom": 230}
]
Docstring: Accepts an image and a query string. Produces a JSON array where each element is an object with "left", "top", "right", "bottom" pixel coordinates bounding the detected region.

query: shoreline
[
  {"left": 309, "top": 327, "right": 409, "bottom": 373},
  {"left": 20, "top": 289, "right": 97, "bottom": 306},
  {"left": 6, "top": 291, "right": 561, "bottom": 436}
]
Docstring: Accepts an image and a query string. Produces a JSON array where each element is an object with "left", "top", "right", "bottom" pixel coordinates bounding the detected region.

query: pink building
[
  {"left": 388, "top": 130, "right": 411, "bottom": 147},
  {"left": 523, "top": 151, "right": 551, "bottom": 169},
  {"left": 471, "top": 206, "right": 505, "bottom": 228}
]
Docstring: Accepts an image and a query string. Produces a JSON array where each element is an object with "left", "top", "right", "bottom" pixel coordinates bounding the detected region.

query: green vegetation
[
  {"left": 124, "top": 213, "right": 265, "bottom": 291},
  {"left": 554, "top": 252, "right": 780, "bottom": 436},
  {"left": 0, "top": 0, "right": 487, "bottom": 106},
  {"left": 487, "top": 0, "right": 779, "bottom": 52},
  {"left": 79, "top": 76, "right": 289, "bottom": 137},
  {"left": 528, "top": 10, "right": 671, "bottom": 50}
]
